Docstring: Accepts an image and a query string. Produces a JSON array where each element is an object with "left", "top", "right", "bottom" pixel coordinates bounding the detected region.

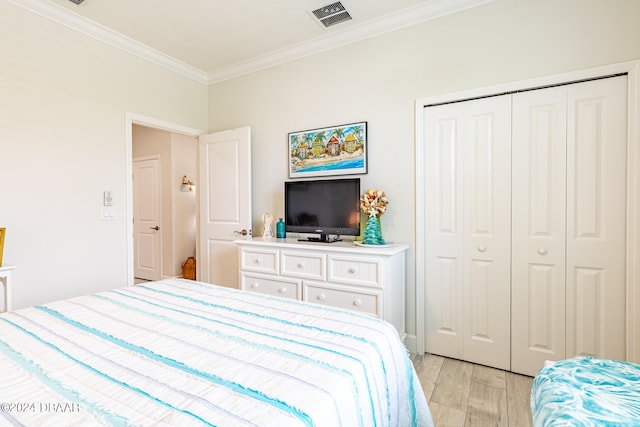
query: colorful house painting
[
  {"left": 297, "top": 140, "right": 309, "bottom": 159},
  {"left": 311, "top": 139, "right": 324, "bottom": 157},
  {"left": 326, "top": 135, "right": 340, "bottom": 155},
  {"left": 288, "top": 121, "right": 367, "bottom": 178},
  {"left": 344, "top": 133, "right": 358, "bottom": 153}
]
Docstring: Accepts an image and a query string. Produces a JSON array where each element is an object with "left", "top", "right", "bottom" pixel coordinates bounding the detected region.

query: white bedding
[{"left": 0, "top": 278, "right": 432, "bottom": 426}]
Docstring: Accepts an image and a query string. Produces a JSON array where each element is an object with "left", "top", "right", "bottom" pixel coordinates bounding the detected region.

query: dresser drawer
[
  {"left": 281, "top": 251, "right": 325, "bottom": 280},
  {"left": 240, "top": 248, "right": 279, "bottom": 274},
  {"left": 303, "top": 282, "right": 381, "bottom": 317},
  {"left": 240, "top": 273, "right": 301, "bottom": 300},
  {"left": 327, "top": 255, "right": 381, "bottom": 287}
]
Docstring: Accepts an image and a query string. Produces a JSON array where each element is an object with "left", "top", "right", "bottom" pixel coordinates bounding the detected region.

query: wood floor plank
[
  {"left": 412, "top": 354, "right": 535, "bottom": 426},
  {"left": 472, "top": 364, "right": 506, "bottom": 389},
  {"left": 429, "top": 401, "right": 466, "bottom": 427},
  {"left": 464, "top": 413, "right": 502, "bottom": 427},
  {"left": 467, "top": 381, "right": 508, "bottom": 426},
  {"left": 430, "top": 358, "right": 473, "bottom": 410},
  {"left": 505, "top": 371, "right": 534, "bottom": 427},
  {"left": 413, "top": 353, "right": 445, "bottom": 401}
]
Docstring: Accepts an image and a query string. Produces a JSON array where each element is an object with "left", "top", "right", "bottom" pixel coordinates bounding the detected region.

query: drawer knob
[
  {"left": 537, "top": 248, "right": 548, "bottom": 255},
  {"left": 353, "top": 299, "right": 362, "bottom": 307},
  {"left": 251, "top": 283, "right": 259, "bottom": 289},
  {"left": 297, "top": 263, "right": 305, "bottom": 269},
  {"left": 278, "top": 287, "right": 287, "bottom": 293},
  {"left": 317, "top": 294, "right": 326, "bottom": 301},
  {"left": 253, "top": 259, "right": 261, "bottom": 264},
  {"left": 477, "top": 245, "right": 486, "bottom": 253},
  {"left": 348, "top": 267, "right": 357, "bottom": 274}
]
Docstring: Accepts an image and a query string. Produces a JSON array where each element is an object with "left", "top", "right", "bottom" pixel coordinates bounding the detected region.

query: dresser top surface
[{"left": 234, "top": 238, "right": 409, "bottom": 255}]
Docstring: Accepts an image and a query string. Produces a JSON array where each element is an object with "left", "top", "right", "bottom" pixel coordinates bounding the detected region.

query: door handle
[
  {"left": 149, "top": 226, "right": 159, "bottom": 231},
  {"left": 234, "top": 229, "right": 250, "bottom": 236}
]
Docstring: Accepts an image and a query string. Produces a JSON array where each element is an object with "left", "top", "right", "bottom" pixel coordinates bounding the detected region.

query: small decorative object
[
  {"left": 0, "top": 228, "right": 5, "bottom": 266},
  {"left": 181, "top": 256, "right": 196, "bottom": 280},
  {"left": 360, "top": 189, "right": 388, "bottom": 245},
  {"left": 261, "top": 212, "right": 273, "bottom": 239},
  {"left": 288, "top": 121, "right": 368, "bottom": 178},
  {"left": 276, "top": 218, "right": 286, "bottom": 238},
  {"left": 180, "top": 175, "right": 195, "bottom": 192}
]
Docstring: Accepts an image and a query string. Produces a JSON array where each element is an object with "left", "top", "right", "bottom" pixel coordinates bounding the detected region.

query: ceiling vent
[
  {"left": 68, "top": 0, "right": 85, "bottom": 4},
  {"left": 310, "top": 2, "right": 353, "bottom": 28}
]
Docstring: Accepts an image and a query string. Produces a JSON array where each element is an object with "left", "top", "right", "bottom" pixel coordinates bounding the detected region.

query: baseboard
[{"left": 405, "top": 334, "right": 417, "bottom": 354}]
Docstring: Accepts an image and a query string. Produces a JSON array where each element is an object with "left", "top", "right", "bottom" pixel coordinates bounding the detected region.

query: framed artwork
[
  {"left": 0, "top": 228, "right": 5, "bottom": 266},
  {"left": 288, "top": 121, "right": 367, "bottom": 178}
]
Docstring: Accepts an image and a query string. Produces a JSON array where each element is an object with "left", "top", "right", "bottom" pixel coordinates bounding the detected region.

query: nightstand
[{"left": 0, "top": 265, "right": 15, "bottom": 312}]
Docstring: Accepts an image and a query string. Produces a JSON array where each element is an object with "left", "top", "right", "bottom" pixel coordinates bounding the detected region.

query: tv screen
[{"left": 285, "top": 178, "right": 361, "bottom": 242}]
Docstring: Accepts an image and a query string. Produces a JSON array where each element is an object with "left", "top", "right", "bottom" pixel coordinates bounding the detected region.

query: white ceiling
[{"left": 16, "top": 0, "right": 492, "bottom": 83}]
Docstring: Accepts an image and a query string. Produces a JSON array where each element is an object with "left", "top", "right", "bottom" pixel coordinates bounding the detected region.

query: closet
[{"left": 422, "top": 75, "right": 627, "bottom": 376}]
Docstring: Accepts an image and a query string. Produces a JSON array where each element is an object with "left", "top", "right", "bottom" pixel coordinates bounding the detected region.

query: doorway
[{"left": 125, "top": 113, "right": 203, "bottom": 286}]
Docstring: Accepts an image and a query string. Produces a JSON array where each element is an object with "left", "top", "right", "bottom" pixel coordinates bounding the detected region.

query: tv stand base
[{"left": 298, "top": 234, "right": 342, "bottom": 243}]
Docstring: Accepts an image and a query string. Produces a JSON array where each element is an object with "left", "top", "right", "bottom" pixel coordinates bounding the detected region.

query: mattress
[
  {"left": 531, "top": 356, "right": 640, "bottom": 426},
  {"left": 0, "top": 278, "right": 432, "bottom": 426}
]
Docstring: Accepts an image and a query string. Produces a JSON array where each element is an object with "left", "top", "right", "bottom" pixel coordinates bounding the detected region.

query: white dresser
[{"left": 235, "top": 238, "right": 408, "bottom": 338}]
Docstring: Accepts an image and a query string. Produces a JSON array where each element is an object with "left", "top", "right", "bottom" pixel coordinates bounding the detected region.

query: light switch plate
[
  {"left": 103, "top": 190, "right": 113, "bottom": 206},
  {"left": 101, "top": 206, "right": 116, "bottom": 220}
]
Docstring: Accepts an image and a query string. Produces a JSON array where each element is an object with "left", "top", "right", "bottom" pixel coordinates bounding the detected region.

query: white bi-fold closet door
[
  {"left": 511, "top": 77, "right": 627, "bottom": 376},
  {"left": 423, "top": 75, "right": 627, "bottom": 375},
  {"left": 424, "top": 95, "right": 512, "bottom": 370}
]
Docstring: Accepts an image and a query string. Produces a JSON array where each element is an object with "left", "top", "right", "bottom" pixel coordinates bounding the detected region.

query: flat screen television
[{"left": 284, "top": 178, "right": 361, "bottom": 242}]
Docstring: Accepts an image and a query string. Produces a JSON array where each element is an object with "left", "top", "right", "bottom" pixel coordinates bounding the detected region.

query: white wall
[
  {"left": 0, "top": 1, "right": 207, "bottom": 308},
  {"left": 170, "top": 133, "right": 198, "bottom": 276},
  {"left": 207, "top": 0, "right": 640, "bottom": 341},
  {"left": 2, "top": 0, "right": 639, "bottom": 340}
]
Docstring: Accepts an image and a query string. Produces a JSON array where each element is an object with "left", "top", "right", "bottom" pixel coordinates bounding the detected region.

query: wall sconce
[{"left": 180, "top": 175, "right": 195, "bottom": 192}]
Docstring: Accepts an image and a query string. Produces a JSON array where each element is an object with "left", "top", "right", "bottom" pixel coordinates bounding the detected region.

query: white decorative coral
[{"left": 360, "top": 189, "right": 388, "bottom": 218}]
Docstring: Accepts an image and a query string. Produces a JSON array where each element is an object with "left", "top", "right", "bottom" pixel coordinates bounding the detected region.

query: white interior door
[
  {"left": 511, "top": 86, "right": 568, "bottom": 375},
  {"left": 424, "top": 95, "right": 511, "bottom": 369},
  {"left": 511, "top": 76, "right": 627, "bottom": 376},
  {"left": 199, "top": 127, "right": 252, "bottom": 287},
  {"left": 462, "top": 96, "right": 512, "bottom": 370},
  {"left": 133, "top": 157, "right": 161, "bottom": 280},
  {"left": 565, "top": 76, "right": 627, "bottom": 361},
  {"left": 424, "top": 101, "right": 465, "bottom": 360}
]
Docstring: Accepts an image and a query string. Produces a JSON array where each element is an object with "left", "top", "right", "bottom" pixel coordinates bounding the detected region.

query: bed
[
  {"left": 0, "top": 278, "right": 432, "bottom": 426},
  {"left": 531, "top": 356, "right": 640, "bottom": 426}
]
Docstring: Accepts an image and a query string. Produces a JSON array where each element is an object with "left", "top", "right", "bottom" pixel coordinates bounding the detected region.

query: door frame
[
  {"left": 414, "top": 59, "right": 640, "bottom": 363},
  {"left": 125, "top": 113, "right": 203, "bottom": 287}
]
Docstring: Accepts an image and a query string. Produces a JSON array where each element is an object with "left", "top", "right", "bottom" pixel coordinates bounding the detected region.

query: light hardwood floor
[{"left": 412, "top": 354, "right": 534, "bottom": 427}]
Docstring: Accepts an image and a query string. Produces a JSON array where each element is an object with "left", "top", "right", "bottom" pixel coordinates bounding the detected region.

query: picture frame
[
  {"left": 0, "top": 228, "right": 5, "bottom": 266},
  {"left": 288, "top": 121, "right": 367, "bottom": 178}
]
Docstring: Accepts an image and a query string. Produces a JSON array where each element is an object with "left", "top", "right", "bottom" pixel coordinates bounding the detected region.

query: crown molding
[
  {"left": 7, "top": 0, "right": 209, "bottom": 85},
  {"left": 9, "top": 0, "right": 493, "bottom": 86},
  {"left": 206, "top": 0, "right": 494, "bottom": 84}
]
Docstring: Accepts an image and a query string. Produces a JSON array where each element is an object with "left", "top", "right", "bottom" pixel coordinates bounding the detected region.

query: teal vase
[{"left": 362, "top": 215, "right": 385, "bottom": 245}]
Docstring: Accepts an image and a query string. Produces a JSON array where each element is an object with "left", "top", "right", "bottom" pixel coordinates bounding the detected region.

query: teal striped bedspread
[
  {"left": 531, "top": 356, "right": 640, "bottom": 426},
  {"left": 0, "top": 278, "right": 432, "bottom": 426}
]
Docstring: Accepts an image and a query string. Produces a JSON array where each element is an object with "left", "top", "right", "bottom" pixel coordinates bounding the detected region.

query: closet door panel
[
  {"left": 424, "top": 106, "right": 464, "bottom": 359},
  {"left": 511, "top": 86, "right": 567, "bottom": 376},
  {"left": 462, "top": 97, "right": 512, "bottom": 370},
  {"left": 566, "top": 76, "right": 627, "bottom": 360}
]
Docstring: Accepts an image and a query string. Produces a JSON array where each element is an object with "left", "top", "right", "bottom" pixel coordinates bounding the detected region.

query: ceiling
[{"left": 16, "top": 0, "right": 491, "bottom": 84}]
